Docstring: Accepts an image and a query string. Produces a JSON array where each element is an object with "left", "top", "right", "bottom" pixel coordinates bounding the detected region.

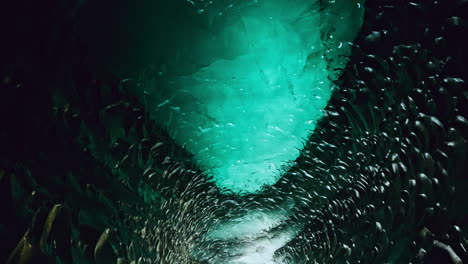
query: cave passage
[{"left": 3, "top": 0, "right": 468, "bottom": 263}]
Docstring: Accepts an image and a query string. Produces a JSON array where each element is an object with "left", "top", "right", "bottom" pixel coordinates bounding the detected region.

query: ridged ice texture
[{"left": 143, "top": 0, "right": 365, "bottom": 194}]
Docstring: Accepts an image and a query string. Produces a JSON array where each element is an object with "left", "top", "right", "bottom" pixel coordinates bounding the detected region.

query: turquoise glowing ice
[{"left": 142, "top": 0, "right": 365, "bottom": 194}]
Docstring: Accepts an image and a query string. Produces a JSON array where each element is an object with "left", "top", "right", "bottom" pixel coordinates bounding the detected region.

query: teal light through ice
[{"left": 140, "top": 0, "right": 365, "bottom": 194}]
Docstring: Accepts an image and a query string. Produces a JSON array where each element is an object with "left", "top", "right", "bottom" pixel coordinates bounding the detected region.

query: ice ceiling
[{"left": 140, "top": 0, "right": 366, "bottom": 194}]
